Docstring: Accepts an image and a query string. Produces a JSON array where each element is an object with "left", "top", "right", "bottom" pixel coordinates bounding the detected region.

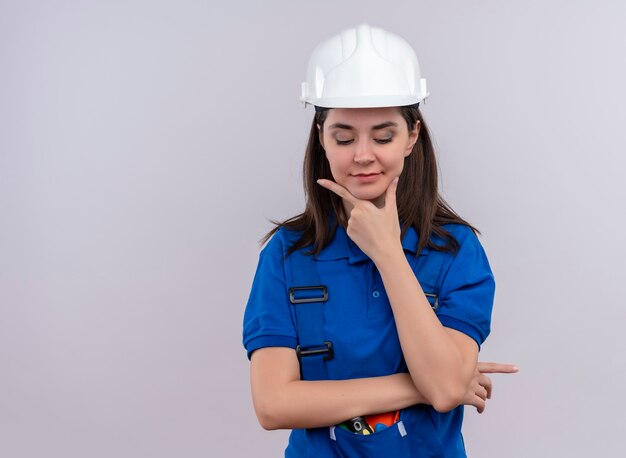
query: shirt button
[{"left": 372, "top": 291, "right": 380, "bottom": 298}]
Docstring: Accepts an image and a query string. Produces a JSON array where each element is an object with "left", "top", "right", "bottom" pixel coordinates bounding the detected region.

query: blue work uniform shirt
[{"left": 243, "top": 223, "right": 495, "bottom": 457}]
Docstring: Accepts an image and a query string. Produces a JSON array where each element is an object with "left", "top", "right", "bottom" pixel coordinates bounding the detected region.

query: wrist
[{"left": 372, "top": 242, "right": 405, "bottom": 270}]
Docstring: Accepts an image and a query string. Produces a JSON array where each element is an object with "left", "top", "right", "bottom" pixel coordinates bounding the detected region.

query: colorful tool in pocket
[
  {"left": 338, "top": 416, "right": 374, "bottom": 435},
  {"left": 364, "top": 410, "right": 401, "bottom": 432},
  {"left": 338, "top": 410, "right": 400, "bottom": 435}
]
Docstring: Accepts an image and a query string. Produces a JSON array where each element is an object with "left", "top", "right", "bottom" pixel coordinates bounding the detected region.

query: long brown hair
[{"left": 263, "top": 104, "right": 478, "bottom": 255}]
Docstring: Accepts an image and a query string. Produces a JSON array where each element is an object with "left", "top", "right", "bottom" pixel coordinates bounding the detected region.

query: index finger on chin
[{"left": 317, "top": 179, "right": 358, "bottom": 205}]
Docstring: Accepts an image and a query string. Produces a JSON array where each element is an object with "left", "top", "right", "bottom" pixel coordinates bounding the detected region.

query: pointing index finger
[
  {"left": 317, "top": 179, "right": 359, "bottom": 205},
  {"left": 477, "top": 362, "right": 520, "bottom": 374}
]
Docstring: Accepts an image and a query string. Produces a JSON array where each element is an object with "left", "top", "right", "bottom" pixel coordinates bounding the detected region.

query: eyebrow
[{"left": 328, "top": 121, "right": 399, "bottom": 131}]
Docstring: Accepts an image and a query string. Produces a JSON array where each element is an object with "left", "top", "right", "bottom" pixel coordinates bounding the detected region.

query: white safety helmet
[{"left": 301, "top": 24, "right": 429, "bottom": 109}]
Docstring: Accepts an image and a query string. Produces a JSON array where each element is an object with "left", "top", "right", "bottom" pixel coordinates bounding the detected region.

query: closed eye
[{"left": 335, "top": 136, "right": 393, "bottom": 146}]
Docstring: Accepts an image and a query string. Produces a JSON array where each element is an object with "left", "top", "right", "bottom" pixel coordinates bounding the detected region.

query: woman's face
[{"left": 319, "top": 107, "right": 420, "bottom": 207}]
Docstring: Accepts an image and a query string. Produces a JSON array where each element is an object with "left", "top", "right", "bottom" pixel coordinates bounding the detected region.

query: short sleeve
[
  {"left": 242, "top": 233, "right": 298, "bottom": 360},
  {"left": 436, "top": 226, "right": 495, "bottom": 348}
]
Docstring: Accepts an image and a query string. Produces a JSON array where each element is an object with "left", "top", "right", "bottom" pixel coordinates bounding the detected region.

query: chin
[{"left": 350, "top": 189, "right": 385, "bottom": 202}]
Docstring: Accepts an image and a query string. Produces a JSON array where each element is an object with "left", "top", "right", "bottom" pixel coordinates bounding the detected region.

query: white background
[{"left": 1, "top": 1, "right": 625, "bottom": 456}]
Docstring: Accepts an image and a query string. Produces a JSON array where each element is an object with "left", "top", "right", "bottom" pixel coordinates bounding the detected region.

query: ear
[{"left": 405, "top": 120, "right": 420, "bottom": 157}]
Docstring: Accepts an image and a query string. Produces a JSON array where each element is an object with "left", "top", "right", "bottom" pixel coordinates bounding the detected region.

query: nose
[{"left": 353, "top": 140, "right": 375, "bottom": 164}]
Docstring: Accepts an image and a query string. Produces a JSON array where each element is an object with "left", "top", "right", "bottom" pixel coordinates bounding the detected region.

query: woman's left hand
[
  {"left": 317, "top": 177, "right": 402, "bottom": 263},
  {"left": 464, "top": 362, "right": 519, "bottom": 413}
]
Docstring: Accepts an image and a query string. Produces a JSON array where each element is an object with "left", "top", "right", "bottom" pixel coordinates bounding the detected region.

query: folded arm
[
  {"left": 250, "top": 346, "right": 517, "bottom": 430},
  {"left": 250, "top": 347, "right": 426, "bottom": 430}
]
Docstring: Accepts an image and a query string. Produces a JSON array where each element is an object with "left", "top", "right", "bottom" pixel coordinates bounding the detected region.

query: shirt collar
[{"left": 315, "top": 225, "right": 430, "bottom": 263}]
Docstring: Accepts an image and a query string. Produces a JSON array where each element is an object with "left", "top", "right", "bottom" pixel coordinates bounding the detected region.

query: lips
[{"left": 352, "top": 172, "right": 382, "bottom": 183}]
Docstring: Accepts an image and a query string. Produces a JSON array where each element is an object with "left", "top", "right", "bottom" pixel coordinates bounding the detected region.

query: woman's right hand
[{"left": 463, "top": 362, "right": 519, "bottom": 413}]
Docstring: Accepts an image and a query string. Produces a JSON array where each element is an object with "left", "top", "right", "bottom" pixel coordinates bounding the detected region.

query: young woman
[{"left": 243, "top": 24, "right": 517, "bottom": 457}]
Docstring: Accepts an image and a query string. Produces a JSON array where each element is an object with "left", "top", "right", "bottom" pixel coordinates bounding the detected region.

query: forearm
[
  {"left": 254, "top": 372, "right": 426, "bottom": 430},
  {"left": 375, "top": 250, "right": 475, "bottom": 411}
]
